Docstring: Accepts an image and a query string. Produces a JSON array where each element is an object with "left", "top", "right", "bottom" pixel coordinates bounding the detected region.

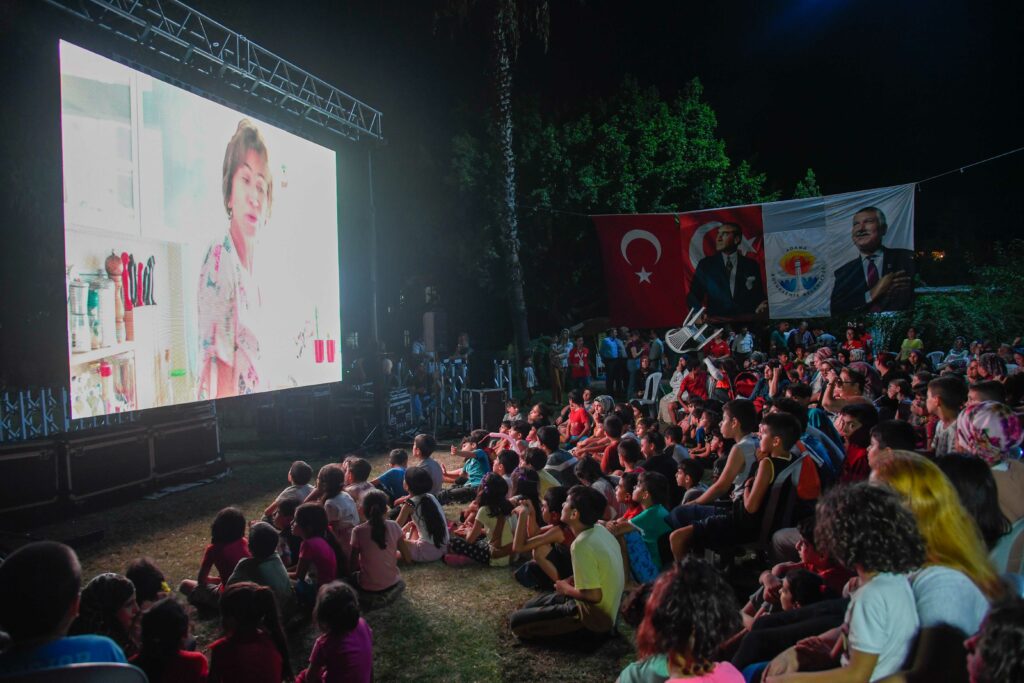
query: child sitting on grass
[
  {"left": 574, "top": 455, "right": 618, "bottom": 521},
  {"left": 131, "top": 598, "right": 208, "bottom": 683},
  {"left": 180, "top": 507, "right": 252, "bottom": 608},
  {"left": 372, "top": 448, "right": 408, "bottom": 504},
  {"left": 263, "top": 460, "right": 314, "bottom": 520},
  {"left": 272, "top": 498, "right": 302, "bottom": 568},
  {"left": 125, "top": 557, "right": 171, "bottom": 612},
  {"left": 509, "top": 485, "right": 625, "bottom": 641},
  {"left": 445, "top": 472, "right": 514, "bottom": 567},
  {"left": 412, "top": 433, "right": 444, "bottom": 495},
  {"left": 207, "top": 582, "right": 292, "bottom": 683},
  {"left": 295, "top": 582, "right": 373, "bottom": 683},
  {"left": 315, "top": 464, "right": 359, "bottom": 558},
  {"left": 69, "top": 572, "right": 141, "bottom": 658},
  {"left": 0, "top": 542, "right": 128, "bottom": 675},
  {"left": 604, "top": 471, "right": 673, "bottom": 583},
  {"left": 511, "top": 486, "right": 575, "bottom": 590},
  {"left": 350, "top": 491, "right": 411, "bottom": 610},
  {"left": 438, "top": 430, "right": 492, "bottom": 504},
  {"left": 289, "top": 503, "right": 339, "bottom": 608},
  {"left": 522, "top": 446, "right": 562, "bottom": 495},
  {"left": 344, "top": 457, "right": 376, "bottom": 511},
  {"left": 395, "top": 466, "right": 449, "bottom": 563},
  {"left": 612, "top": 471, "right": 643, "bottom": 521},
  {"left": 619, "top": 557, "right": 743, "bottom": 683},
  {"left": 227, "top": 522, "right": 295, "bottom": 619},
  {"left": 494, "top": 448, "right": 520, "bottom": 490},
  {"left": 510, "top": 467, "right": 544, "bottom": 521}
]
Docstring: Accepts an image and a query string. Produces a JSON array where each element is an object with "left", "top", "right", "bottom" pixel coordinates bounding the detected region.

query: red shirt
[
  {"left": 568, "top": 406, "right": 589, "bottom": 437},
  {"left": 678, "top": 371, "right": 709, "bottom": 401},
  {"left": 569, "top": 346, "right": 590, "bottom": 379},
  {"left": 621, "top": 503, "right": 643, "bottom": 521},
  {"left": 131, "top": 650, "right": 208, "bottom": 683},
  {"left": 299, "top": 536, "right": 338, "bottom": 588},
  {"left": 600, "top": 441, "right": 622, "bottom": 474},
  {"left": 208, "top": 630, "right": 283, "bottom": 683},
  {"left": 198, "top": 537, "right": 251, "bottom": 588},
  {"left": 706, "top": 337, "right": 730, "bottom": 358},
  {"left": 840, "top": 442, "right": 871, "bottom": 483}
]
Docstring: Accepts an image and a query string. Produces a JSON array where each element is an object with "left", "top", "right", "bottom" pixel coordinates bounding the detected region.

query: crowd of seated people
[{"left": 2, "top": 322, "right": 1023, "bottom": 682}]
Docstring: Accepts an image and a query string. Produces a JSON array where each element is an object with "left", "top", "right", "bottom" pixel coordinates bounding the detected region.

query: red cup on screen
[
  {"left": 314, "top": 339, "right": 325, "bottom": 364},
  {"left": 326, "top": 339, "right": 336, "bottom": 363}
]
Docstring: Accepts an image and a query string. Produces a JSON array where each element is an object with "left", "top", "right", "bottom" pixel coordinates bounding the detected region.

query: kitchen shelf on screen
[{"left": 70, "top": 341, "right": 136, "bottom": 367}]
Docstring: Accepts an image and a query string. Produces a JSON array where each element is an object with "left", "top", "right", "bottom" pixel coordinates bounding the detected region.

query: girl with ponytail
[
  {"left": 350, "top": 490, "right": 410, "bottom": 609},
  {"left": 396, "top": 466, "right": 450, "bottom": 562},
  {"left": 445, "top": 473, "right": 515, "bottom": 566},
  {"left": 208, "top": 581, "right": 292, "bottom": 683}
]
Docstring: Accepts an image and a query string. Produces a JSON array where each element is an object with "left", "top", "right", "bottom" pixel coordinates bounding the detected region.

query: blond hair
[{"left": 874, "top": 450, "right": 1003, "bottom": 600}]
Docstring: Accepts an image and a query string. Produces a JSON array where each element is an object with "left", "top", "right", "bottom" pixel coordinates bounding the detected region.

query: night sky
[{"left": 193, "top": 0, "right": 1023, "bottom": 254}]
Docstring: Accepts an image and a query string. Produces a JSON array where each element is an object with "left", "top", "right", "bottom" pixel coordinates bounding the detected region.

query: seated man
[
  {"left": 510, "top": 486, "right": 625, "bottom": 641},
  {"left": 0, "top": 541, "right": 128, "bottom": 676}
]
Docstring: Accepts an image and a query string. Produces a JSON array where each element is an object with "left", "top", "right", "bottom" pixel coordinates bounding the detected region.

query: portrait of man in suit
[
  {"left": 686, "top": 222, "right": 766, "bottom": 319},
  {"left": 830, "top": 206, "right": 914, "bottom": 315}
]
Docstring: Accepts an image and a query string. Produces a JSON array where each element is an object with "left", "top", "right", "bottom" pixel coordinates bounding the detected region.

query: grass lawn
[{"left": 27, "top": 431, "right": 637, "bottom": 682}]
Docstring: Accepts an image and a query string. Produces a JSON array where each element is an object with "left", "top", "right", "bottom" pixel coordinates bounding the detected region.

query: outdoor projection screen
[{"left": 60, "top": 41, "right": 341, "bottom": 419}]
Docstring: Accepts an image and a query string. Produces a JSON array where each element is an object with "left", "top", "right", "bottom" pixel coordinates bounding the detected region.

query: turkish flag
[{"left": 594, "top": 214, "right": 687, "bottom": 327}]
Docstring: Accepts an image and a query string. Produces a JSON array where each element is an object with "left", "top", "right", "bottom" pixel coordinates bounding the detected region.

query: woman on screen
[{"left": 197, "top": 119, "right": 273, "bottom": 399}]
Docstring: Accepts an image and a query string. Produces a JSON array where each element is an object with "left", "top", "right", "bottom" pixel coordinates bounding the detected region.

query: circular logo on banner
[{"left": 769, "top": 247, "right": 828, "bottom": 298}]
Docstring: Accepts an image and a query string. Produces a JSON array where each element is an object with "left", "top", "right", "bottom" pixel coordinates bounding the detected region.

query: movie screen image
[{"left": 60, "top": 41, "right": 341, "bottom": 418}]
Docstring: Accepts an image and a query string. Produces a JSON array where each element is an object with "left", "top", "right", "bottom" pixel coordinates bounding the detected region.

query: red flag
[{"left": 594, "top": 214, "right": 687, "bottom": 327}]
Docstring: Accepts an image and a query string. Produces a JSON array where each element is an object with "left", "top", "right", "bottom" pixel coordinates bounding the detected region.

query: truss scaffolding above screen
[{"left": 44, "top": 0, "right": 383, "bottom": 142}]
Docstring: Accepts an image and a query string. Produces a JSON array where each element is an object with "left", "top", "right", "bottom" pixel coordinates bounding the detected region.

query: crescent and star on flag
[{"left": 619, "top": 221, "right": 760, "bottom": 284}]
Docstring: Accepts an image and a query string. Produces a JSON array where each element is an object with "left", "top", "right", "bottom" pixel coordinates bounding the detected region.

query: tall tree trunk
[{"left": 494, "top": 0, "right": 531, "bottom": 361}]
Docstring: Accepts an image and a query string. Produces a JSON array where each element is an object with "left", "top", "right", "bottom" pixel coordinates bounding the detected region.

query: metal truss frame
[{"left": 44, "top": 0, "right": 383, "bottom": 142}]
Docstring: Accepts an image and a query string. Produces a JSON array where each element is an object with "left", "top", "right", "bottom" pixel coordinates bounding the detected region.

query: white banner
[{"left": 762, "top": 184, "right": 915, "bottom": 318}]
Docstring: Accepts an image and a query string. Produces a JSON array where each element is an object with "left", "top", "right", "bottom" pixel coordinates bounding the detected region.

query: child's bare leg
[
  {"left": 178, "top": 579, "right": 198, "bottom": 595},
  {"left": 670, "top": 526, "right": 695, "bottom": 561}
]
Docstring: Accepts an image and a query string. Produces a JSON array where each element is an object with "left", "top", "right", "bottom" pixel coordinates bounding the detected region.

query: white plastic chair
[
  {"left": 665, "top": 307, "right": 722, "bottom": 354},
  {"left": 7, "top": 663, "right": 148, "bottom": 682},
  {"left": 926, "top": 351, "right": 944, "bottom": 368},
  {"left": 639, "top": 371, "right": 663, "bottom": 416}
]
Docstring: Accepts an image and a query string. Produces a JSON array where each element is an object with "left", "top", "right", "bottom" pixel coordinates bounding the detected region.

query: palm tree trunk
[{"left": 494, "top": 0, "right": 531, "bottom": 361}]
